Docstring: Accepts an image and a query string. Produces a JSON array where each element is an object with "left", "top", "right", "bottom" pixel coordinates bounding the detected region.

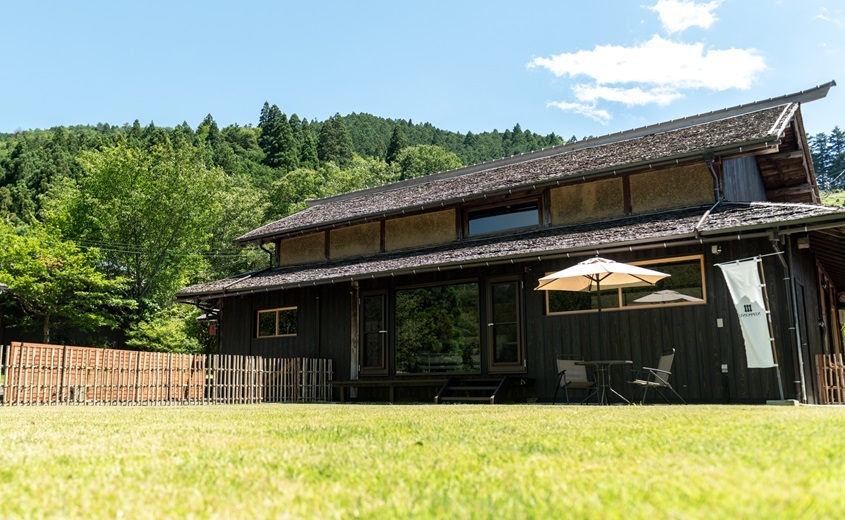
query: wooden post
[{"left": 758, "top": 259, "right": 785, "bottom": 401}]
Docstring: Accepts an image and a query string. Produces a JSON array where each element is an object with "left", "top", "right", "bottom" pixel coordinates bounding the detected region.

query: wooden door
[
  {"left": 360, "top": 293, "right": 388, "bottom": 375},
  {"left": 487, "top": 277, "right": 526, "bottom": 373}
]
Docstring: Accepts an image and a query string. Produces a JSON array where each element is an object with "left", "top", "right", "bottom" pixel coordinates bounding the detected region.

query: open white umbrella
[{"left": 535, "top": 257, "right": 670, "bottom": 357}]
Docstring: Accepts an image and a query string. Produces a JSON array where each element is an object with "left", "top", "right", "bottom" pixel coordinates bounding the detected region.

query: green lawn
[{"left": 1, "top": 404, "right": 843, "bottom": 519}]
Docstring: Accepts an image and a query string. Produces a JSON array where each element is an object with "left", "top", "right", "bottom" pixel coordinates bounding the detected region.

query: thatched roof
[
  {"left": 238, "top": 82, "right": 837, "bottom": 244},
  {"left": 179, "top": 202, "right": 845, "bottom": 300}
]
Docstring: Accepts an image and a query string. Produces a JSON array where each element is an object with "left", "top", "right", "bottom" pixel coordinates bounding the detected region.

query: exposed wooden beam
[
  {"left": 757, "top": 150, "right": 806, "bottom": 162},
  {"left": 766, "top": 184, "right": 814, "bottom": 198}
]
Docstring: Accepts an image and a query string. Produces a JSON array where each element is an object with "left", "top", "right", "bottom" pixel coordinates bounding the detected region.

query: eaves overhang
[{"left": 180, "top": 204, "right": 845, "bottom": 302}]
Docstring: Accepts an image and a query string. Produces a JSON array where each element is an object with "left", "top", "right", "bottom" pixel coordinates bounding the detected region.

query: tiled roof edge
[{"left": 187, "top": 203, "right": 845, "bottom": 301}]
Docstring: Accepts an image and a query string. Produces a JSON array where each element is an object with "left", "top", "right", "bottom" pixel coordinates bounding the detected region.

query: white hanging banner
[{"left": 717, "top": 259, "right": 776, "bottom": 368}]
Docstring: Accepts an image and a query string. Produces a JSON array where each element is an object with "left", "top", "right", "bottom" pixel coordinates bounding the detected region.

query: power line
[{"left": 36, "top": 238, "right": 263, "bottom": 258}]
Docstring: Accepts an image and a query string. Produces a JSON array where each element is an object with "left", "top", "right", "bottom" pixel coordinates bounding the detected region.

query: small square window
[{"left": 256, "top": 307, "right": 298, "bottom": 338}]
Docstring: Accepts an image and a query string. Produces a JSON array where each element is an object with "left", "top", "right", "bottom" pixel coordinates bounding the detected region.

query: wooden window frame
[
  {"left": 544, "top": 254, "right": 707, "bottom": 316},
  {"left": 256, "top": 306, "right": 298, "bottom": 338},
  {"left": 462, "top": 196, "right": 543, "bottom": 238}
]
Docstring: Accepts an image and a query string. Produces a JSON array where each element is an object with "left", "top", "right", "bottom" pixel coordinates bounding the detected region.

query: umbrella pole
[{"left": 595, "top": 277, "right": 603, "bottom": 359}]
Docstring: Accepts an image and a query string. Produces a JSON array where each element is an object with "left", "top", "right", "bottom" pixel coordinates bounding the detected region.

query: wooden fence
[
  {"left": 817, "top": 353, "right": 845, "bottom": 405},
  {"left": 0, "top": 342, "right": 332, "bottom": 406}
]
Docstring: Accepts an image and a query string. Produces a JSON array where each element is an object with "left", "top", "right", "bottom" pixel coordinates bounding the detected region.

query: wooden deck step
[
  {"left": 434, "top": 376, "right": 510, "bottom": 404},
  {"left": 438, "top": 396, "right": 493, "bottom": 403}
]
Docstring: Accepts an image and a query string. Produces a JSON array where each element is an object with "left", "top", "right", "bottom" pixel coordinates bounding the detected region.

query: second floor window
[{"left": 467, "top": 201, "right": 540, "bottom": 236}]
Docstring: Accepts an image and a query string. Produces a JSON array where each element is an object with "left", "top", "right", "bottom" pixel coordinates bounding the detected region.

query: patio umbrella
[
  {"left": 535, "top": 257, "right": 670, "bottom": 357},
  {"left": 632, "top": 289, "right": 703, "bottom": 304}
]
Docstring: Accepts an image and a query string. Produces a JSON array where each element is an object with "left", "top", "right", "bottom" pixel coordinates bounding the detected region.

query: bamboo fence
[
  {"left": 0, "top": 342, "right": 332, "bottom": 406},
  {"left": 817, "top": 353, "right": 845, "bottom": 405}
]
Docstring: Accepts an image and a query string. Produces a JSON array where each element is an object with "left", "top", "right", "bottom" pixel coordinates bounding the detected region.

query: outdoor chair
[
  {"left": 628, "top": 348, "right": 687, "bottom": 404},
  {"left": 553, "top": 355, "right": 595, "bottom": 404}
]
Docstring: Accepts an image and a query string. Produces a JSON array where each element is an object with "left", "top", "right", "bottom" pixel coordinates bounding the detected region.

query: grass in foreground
[{"left": 1, "top": 404, "right": 843, "bottom": 519}]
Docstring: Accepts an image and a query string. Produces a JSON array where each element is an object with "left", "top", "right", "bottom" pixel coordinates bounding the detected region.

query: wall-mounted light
[
  {"left": 711, "top": 245, "right": 722, "bottom": 255},
  {"left": 797, "top": 236, "right": 810, "bottom": 249}
]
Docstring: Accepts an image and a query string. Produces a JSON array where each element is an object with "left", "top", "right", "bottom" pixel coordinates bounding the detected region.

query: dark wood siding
[
  {"left": 216, "top": 237, "right": 818, "bottom": 403},
  {"left": 217, "top": 285, "right": 352, "bottom": 372},
  {"left": 528, "top": 239, "right": 805, "bottom": 403}
]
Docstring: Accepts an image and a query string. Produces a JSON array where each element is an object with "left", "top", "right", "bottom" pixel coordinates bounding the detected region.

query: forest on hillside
[
  {"left": 0, "top": 105, "right": 566, "bottom": 351},
  {"left": 0, "top": 104, "right": 843, "bottom": 353}
]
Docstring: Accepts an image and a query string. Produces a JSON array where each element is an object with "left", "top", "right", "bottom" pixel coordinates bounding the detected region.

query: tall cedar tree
[
  {"left": 385, "top": 125, "right": 407, "bottom": 164},
  {"left": 258, "top": 103, "right": 298, "bottom": 171},
  {"left": 828, "top": 127, "right": 845, "bottom": 190},
  {"left": 317, "top": 113, "right": 354, "bottom": 167}
]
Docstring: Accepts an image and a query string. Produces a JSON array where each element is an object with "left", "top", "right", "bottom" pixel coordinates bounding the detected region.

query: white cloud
[
  {"left": 546, "top": 101, "right": 612, "bottom": 124},
  {"left": 529, "top": 35, "right": 765, "bottom": 91},
  {"left": 649, "top": 0, "right": 722, "bottom": 33},
  {"left": 529, "top": 0, "right": 766, "bottom": 122},
  {"left": 816, "top": 7, "right": 843, "bottom": 26},
  {"left": 572, "top": 84, "right": 684, "bottom": 106}
]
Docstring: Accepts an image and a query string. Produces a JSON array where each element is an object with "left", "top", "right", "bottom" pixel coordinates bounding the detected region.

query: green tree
[
  {"left": 272, "top": 167, "right": 327, "bottom": 216},
  {"left": 45, "top": 140, "right": 227, "bottom": 314},
  {"left": 126, "top": 305, "right": 210, "bottom": 354},
  {"left": 299, "top": 132, "right": 319, "bottom": 170},
  {"left": 258, "top": 103, "right": 297, "bottom": 170},
  {"left": 828, "top": 127, "right": 845, "bottom": 190},
  {"left": 0, "top": 220, "right": 134, "bottom": 343},
  {"left": 395, "top": 145, "right": 462, "bottom": 180},
  {"left": 317, "top": 113, "right": 354, "bottom": 167},
  {"left": 385, "top": 125, "right": 407, "bottom": 165},
  {"left": 810, "top": 132, "right": 830, "bottom": 188}
]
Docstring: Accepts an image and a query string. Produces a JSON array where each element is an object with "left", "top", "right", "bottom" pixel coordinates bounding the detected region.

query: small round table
[{"left": 576, "top": 360, "right": 633, "bottom": 405}]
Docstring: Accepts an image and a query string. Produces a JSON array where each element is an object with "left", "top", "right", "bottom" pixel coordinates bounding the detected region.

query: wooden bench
[{"left": 330, "top": 378, "right": 449, "bottom": 403}]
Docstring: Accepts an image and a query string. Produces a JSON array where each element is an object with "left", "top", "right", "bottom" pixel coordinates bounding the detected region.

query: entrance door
[
  {"left": 360, "top": 293, "right": 388, "bottom": 375},
  {"left": 487, "top": 277, "right": 525, "bottom": 373}
]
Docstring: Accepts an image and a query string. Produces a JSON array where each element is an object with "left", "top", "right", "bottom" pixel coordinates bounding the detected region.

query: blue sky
[{"left": 1, "top": 0, "right": 843, "bottom": 138}]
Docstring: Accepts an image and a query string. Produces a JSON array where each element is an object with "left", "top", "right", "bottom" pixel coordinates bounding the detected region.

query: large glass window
[
  {"left": 395, "top": 283, "right": 481, "bottom": 374},
  {"left": 546, "top": 255, "right": 705, "bottom": 314},
  {"left": 468, "top": 201, "right": 539, "bottom": 236},
  {"left": 623, "top": 256, "right": 705, "bottom": 307},
  {"left": 547, "top": 289, "right": 620, "bottom": 314},
  {"left": 256, "top": 307, "right": 298, "bottom": 337}
]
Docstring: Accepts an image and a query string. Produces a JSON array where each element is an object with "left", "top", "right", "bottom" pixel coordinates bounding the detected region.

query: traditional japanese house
[{"left": 177, "top": 82, "right": 845, "bottom": 404}]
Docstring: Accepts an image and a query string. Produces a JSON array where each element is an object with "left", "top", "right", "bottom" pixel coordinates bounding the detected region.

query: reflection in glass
[
  {"left": 490, "top": 282, "right": 519, "bottom": 364},
  {"left": 257, "top": 308, "right": 298, "bottom": 337},
  {"left": 258, "top": 311, "right": 277, "bottom": 337},
  {"left": 545, "top": 256, "right": 705, "bottom": 314},
  {"left": 362, "top": 295, "right": 385, "bottom": 370},
  {"left": 547, "top": 289, "right": 620, "bottom": 314},
  {"left": 623, "top": 260, "right": 704, "bottom": 306},
  {"left": 395, "top": 283, "right": 480, "bottom": 374},
  {"left": 468, "top": 202, "right": 539, "bottom": 236},
  {"left": 277, "top": 309, "right": 297, "bottom": 335}
]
